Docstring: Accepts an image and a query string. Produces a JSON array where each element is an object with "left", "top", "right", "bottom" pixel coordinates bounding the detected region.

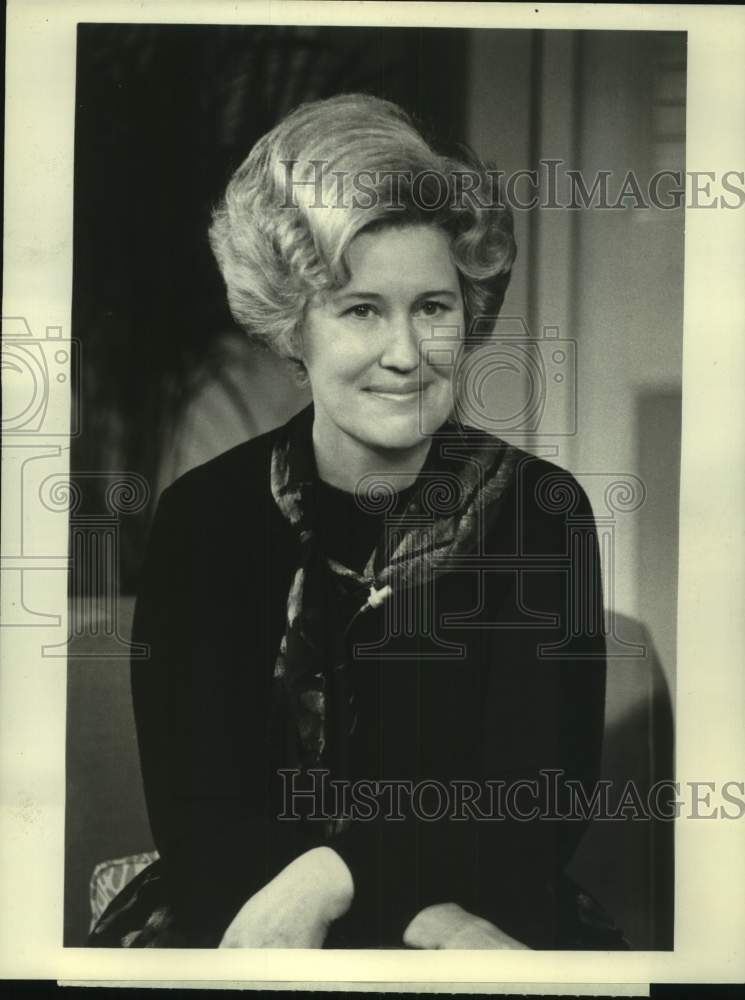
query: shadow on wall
[
  {"left": 636, "top": 387, "right": 681, "bottom": 704},
  {"left": 64, "top": 601, "right": 674, "bottom": 948},
  {"left": 568, "top": 613, "right": 674, "bottom": 950}
]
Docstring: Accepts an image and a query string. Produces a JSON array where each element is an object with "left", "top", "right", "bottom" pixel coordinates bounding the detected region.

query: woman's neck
[{"left": 312, "top": 420, "right": 431, "bottom": 495}]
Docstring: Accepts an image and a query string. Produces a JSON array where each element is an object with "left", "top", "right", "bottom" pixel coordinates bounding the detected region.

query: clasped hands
[{"left": 219, "top": 847, "right": 528, "bottom": 949}]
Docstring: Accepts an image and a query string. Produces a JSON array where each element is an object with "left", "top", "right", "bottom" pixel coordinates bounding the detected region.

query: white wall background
[
  {"left": 466, "top": 29, "right": 683, "bottom": 694},
  {"left": 466, "top": 29, "right": 683, "bottom": 948}
]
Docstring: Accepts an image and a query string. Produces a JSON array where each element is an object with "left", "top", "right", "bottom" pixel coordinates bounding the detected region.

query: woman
[{"left": 91, "top": 94, "right": 617, "bottom": 950}]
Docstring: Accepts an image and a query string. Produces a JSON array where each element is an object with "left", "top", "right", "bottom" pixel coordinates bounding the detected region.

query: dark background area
[
  {"left": 66, "top": 22, "right": 468, "bottom": 945},
  {"left": 72, "top": 23, "right": 467, "bottom": 591}
]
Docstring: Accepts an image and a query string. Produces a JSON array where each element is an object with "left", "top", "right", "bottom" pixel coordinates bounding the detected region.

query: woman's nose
[{"left": 379, "top": 315, "right": 422, "bottom": 372}]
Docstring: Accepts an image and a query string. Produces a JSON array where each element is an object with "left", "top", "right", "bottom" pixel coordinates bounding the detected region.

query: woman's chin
[
  {"left": 357, "top": 396, "right": 450, "bottom": 445},
  {"left": 357, "top": 415, "right": 439, "bottom": 453}
]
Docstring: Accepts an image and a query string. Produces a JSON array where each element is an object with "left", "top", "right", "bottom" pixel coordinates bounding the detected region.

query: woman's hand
[
  {"left": 403, "top": 903, "right": 530, "bottom": 950},
  {"left": 219, "top": 846, "right": 354, "bottom": 948}
]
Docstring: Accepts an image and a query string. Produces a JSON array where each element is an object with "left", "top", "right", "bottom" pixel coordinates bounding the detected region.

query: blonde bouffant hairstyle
[{"left": 209, "top": 93, "right": 516, "bottom": 363}]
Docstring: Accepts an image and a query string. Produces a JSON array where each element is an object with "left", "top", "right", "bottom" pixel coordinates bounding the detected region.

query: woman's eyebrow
[
  {"left": 334, "top": 290, "right": 385, "bottom": 301},
  {"left": 413, "top": 289, "right": 458, "bottom": 300},
  {"left": 334, "top": 288, "right": 458, "bottom": 301}
]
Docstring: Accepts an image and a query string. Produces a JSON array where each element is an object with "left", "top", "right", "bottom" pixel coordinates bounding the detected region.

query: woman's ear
[
  {"left": 292, "top": 358, "right": 310, "bottom": 387},
  {"left": 289, "top": 321, "right": 309, "bottom": 385}
]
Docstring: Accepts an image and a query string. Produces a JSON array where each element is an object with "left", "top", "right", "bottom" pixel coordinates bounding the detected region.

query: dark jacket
[{"left": 130, "top": 414, "right": 607, "bottom": 949}]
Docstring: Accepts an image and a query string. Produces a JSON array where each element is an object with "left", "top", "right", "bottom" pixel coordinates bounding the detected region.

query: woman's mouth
[{"left": 364, "top": 383, "right": 429, "bottom": 402}]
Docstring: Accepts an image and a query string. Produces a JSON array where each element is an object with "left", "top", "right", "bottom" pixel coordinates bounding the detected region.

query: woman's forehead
[{"left": 342, "top": 224, "right": 460, "bottom": 288}]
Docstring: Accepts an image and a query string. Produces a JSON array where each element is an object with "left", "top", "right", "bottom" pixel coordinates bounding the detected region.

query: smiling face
[{"left": 301, "top": 224, "right": 464, "bottom": 488}]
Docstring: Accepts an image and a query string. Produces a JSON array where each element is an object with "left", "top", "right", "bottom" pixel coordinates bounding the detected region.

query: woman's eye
[
  {"left": 344, "top": 304, "right": 376, "bottom": 319},
  {"left": 418, "top": 301, "right": 449, "bottom": 317}
]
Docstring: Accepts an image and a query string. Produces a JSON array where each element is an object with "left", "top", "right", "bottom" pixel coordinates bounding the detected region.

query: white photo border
[{"left": 2, "top": 0, "right": 744, "bottom": 986}]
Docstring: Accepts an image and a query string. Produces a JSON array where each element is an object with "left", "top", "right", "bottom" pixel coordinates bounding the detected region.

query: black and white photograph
[
  {"left": 1, "top": 0, "right": 744, "bottom": 988},
  {"left": 63, "top": 20, "right": 682, "bottom": 953}
]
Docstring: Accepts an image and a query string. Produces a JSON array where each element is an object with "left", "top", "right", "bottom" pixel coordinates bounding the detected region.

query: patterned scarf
[{"left": 269, "top": 404, "right": 520, "bottom": 792}]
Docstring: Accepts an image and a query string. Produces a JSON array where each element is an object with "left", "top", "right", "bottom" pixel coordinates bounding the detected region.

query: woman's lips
[{"left": 364, "top": 384, "right": 430, "bottom": 401}]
